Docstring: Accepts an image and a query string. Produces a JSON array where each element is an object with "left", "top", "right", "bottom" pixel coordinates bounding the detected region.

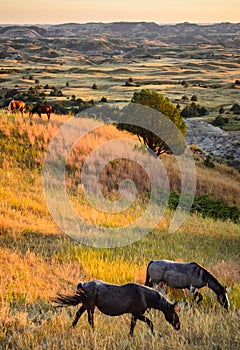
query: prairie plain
[{"left": 0, "top": 22, "right": 240, "bottom": 349}]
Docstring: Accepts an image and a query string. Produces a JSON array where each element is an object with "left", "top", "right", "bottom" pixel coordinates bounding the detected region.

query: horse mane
[
  {"left": 190, "top": 262, "right": 224, "bottom": 289},
  {"left": 158, "top": 290, "right": 175, "bottom": 312},
  {"left": 147, "top": 286, "right": 174, "bottom": 313}
]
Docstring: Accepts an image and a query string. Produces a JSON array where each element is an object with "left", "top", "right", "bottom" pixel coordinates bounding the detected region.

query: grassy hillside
[{"left": 0, "top": 112, "right": 240, "bottom": 349}]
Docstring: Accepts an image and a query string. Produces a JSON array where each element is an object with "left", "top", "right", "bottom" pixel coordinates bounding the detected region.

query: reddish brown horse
[
  {"left": 29, "top": 104, "right": 53, "bottom": 120},
  {"left": 7, "top": 100, "right": 26, "bottom": 116}
]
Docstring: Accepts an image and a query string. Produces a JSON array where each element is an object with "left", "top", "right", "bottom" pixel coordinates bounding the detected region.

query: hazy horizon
[
  {"left": 1, "top": 21, "right": 239, "bottom": 26},
  {"left": 1, "top": 0, "right": 240, "bottom": 25}
]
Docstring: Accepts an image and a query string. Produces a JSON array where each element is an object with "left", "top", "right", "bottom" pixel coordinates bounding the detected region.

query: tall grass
[{"left": 0, "top": 111, "right": 240, "bottom": 349}]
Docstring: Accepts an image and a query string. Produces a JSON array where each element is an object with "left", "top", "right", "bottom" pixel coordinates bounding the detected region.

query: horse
[
  {"left": 29, "top": 104, "right": 52, "bottom": 120},
  {"left": 7, "top": 99, "right": 25, "bottom": 116},
  {"left": 145, "top": 260, "right": 230, "bottom": 310},
  {"left": 51, "top": 279, "right": 180, "bottom": 336}
]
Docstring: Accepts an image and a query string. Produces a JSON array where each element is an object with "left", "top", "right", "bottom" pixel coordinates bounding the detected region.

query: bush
[
  {"left": 191, "top": 95, "right": 198, "bottom": 102},
  {"left": 230, "top": 103, "right": 240, "bottom": 114},
  {"left": 4, "top": 89, "right": 18, "bottom": 98},
  {"left": 168, "top": 192, "right": 239, "bottom": 223},
  {"left": 181, "top": 81, "right": 189, "bottom": 87},
  {"left": 212, "top": 116, "right": 225, "bottom": 127},
  {"left": 49, "top": 87, "right": 63, "bottom": 97},
  {"left": 219, "top": 107, "right": 225, "bottom": 114},
  {"left": 203, "top": 154, "right": 215, "bottom": 168},
  {"left": 181, "top": 103, "right": 207, "bottom": 118}
]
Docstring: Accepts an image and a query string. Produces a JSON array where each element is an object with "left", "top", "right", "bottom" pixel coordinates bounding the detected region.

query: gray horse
[
  {"left": 145, "top": 260, "right": 230, "bottom": 310},
  {"left": 52, "top": 279, "right": 180, "bottom": 336}
]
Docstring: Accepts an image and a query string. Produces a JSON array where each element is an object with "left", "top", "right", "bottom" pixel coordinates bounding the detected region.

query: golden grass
[{"left": 0, "top": 112, "right": 239, "bottom": 349}]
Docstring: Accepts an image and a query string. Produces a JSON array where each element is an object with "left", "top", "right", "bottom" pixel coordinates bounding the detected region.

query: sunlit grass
[{"left": 0, "top": 111, "right": 239, "bottom": 348}]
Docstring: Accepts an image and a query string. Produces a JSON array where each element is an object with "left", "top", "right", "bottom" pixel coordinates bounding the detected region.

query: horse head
[
  {"left": 217, "top": 286, "right": 230, "bottom": 310},
  {"left": 164, "top": 302, "right": 180, "bottom": 330}
]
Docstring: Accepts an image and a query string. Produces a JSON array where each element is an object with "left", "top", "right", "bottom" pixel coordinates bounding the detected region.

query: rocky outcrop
[{"left": 186, "top": 119, "right": 240, "bottom": 171}]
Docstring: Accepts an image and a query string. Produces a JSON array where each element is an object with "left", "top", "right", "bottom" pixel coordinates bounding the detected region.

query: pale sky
[{"left": 0, "top": 0, "right": 239, "bottom": 24}]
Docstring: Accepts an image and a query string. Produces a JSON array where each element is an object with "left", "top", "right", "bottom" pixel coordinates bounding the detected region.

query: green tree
[
  {"left": 100, "top": 96, "right": 108, "bottom": 103},
  {"left": 117, "top": 89, "right": 186, "bottom": 156},
  {"left": 180, "top": 102, "right": 207, "bottom": 118},
  {"left": 191, "top": 94, "right": 198, "bottom": 102},
  {"left": 219, "top": 106, "right": 225, "bottom": 114}
]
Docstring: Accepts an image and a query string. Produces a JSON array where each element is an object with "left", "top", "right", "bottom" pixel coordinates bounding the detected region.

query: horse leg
[
  {"left": 71, "top": 305, "right": 86, "bottom": 327},
  {"left": 135, "top": 314, "right": 154, "bottom": 335},
  {"left": 37, "top": 112, "right": 41, "bottom": 119},
  {"left": 193, "top": 291, "right": 203, "bottom": 304},
  {"left": 129, "top": 315, "right": 137, "bottom": 336},
  {"left": 47, "top": 112, "right": 50, "bottom": 120},
  {"left": 87, "top": 308, "right": 95, "bottom": 329}
]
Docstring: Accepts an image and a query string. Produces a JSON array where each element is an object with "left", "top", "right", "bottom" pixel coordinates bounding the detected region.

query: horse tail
[
  {"left": 145, "top": 260, "right": 154, "bottom": 287},
  {"left": 51, "top": 287, "right": 87, "bottom": 308},
  {"left": 7, "top": 101, "right": 13, "bottom": 114}
]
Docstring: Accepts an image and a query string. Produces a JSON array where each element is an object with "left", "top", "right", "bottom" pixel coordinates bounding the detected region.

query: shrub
[
  {"left": 191, "top": 95, "right": 198, "bottom": 102},
  {"left": 168, "top": 192, "right": 239, "bottom": 223},
  {"left": 219, "top": 107, "right": 225, "bottom": 114},
  {"left": 4, "top": 89, "right": 18, "bottom": 98},
  {"left": 181, "top": 81, "right": 189, "bottom": 87},
  {"left": 230, "top": 103, "right": 240, "bottom": 114},
  {"left": 49, "top": 87, "right": 63, "bottom": 97},
  {"left": 181, "top": 103, "right": 207, "bottom": 118},
  {"left": 212, "top": 116, "right": 225, "bottom": 127}
]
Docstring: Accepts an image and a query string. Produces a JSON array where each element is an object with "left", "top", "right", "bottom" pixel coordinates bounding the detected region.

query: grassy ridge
[{"left": 0, "top": 113, "right": 240, "bottom": 349}]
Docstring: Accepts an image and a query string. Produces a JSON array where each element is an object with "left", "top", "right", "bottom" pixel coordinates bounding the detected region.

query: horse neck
[
  {"left": 206, "top": 273, "right": 224, "bottom": 296},
  {"left": 148, "top": 291, "right": 171, "bottom": 314}
]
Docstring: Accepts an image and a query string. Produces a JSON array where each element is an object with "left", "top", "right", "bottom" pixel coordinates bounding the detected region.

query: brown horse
[
  {"left": 7, "top": 100, "right": 25, "bottom": 116},
  {"left": 29, "top": 104, "right": 53, "bottom": 120}
]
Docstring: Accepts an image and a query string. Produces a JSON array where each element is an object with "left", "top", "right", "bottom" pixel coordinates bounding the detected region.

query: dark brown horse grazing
[
  {"left": 7, "top": 99, "right": 25, "bottom": 116},
  {"left": 29, "top": 104, "right": 52, "bottom": 120},
  {"left": 145, "top": 260, "right": 230, "bottom": 310},
  {"left": 51, "top": 280, "right": 180, "bottom": 336}
]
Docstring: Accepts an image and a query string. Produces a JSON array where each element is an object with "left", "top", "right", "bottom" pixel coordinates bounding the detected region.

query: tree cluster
[{"left": 180, "top": 102, "right": 207, "bottom": 118}]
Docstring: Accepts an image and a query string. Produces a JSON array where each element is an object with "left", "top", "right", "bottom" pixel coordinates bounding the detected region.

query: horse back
[
  {"left": 148, "top": 260, "right": 206, "bottom": 289},
  {"left": 89, "top": 281, "right": 148, "bottom": 316},
  {"left": 8, "top": 99, "right": 25, "bottom": 112}
]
